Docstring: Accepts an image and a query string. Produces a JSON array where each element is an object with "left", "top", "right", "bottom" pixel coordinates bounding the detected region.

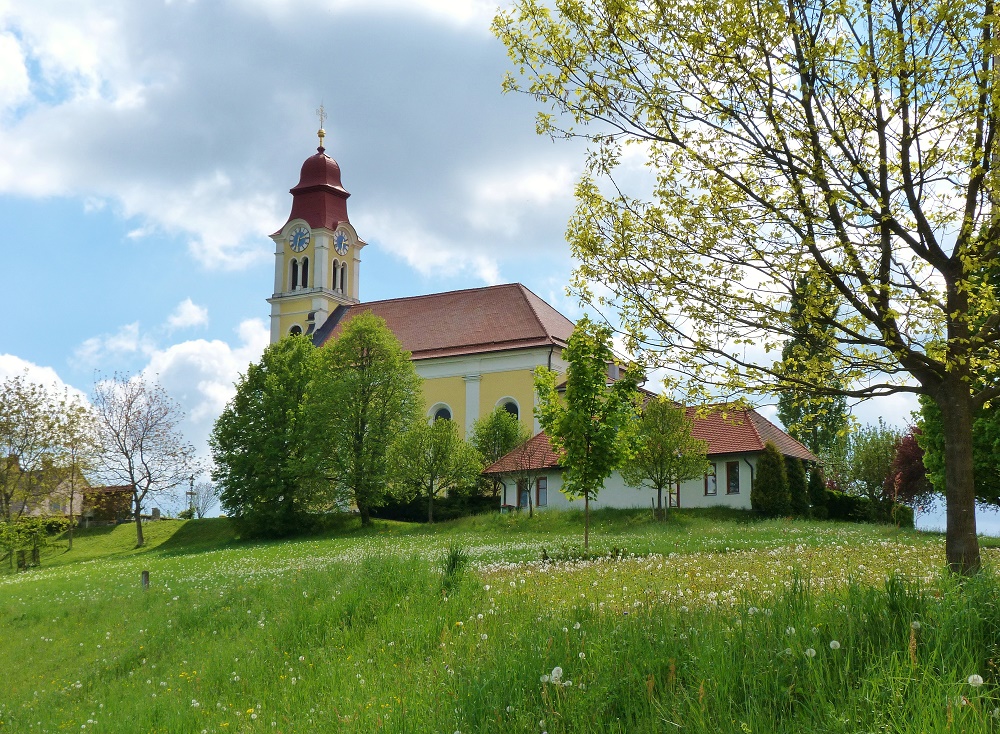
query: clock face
[
  {"left": 334, "top": 231, "right": 349, "bottom": 256},
  {"left": 289, "top": 226, "right": 310, "bottom": 252}
]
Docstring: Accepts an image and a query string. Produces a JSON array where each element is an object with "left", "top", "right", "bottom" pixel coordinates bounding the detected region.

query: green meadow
[{"left": 2, "top": 511, "right": 999, "bottom": 733}]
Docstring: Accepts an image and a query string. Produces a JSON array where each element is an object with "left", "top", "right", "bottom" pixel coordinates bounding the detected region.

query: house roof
[
  {"left": 313, "top": 283, "right": 575, "bottom": 360},
  {"left": 483, "top": 406, "right": 816, "bottom": 474}
]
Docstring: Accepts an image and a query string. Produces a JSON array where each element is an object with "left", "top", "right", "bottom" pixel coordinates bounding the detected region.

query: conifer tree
[
  {"left": 808, "top": 466, "right": 828, "bottom": 520},
  {"left": 751, "top": 442, "right": 789, "bottom": 518},
  {"left": 787, "top": 457, "right": 809, "bottom": 518}
]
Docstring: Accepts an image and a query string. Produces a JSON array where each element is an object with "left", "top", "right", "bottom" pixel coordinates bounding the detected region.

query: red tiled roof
[
  {"left": 273, "top": 147, "right": 351, "bottom": 234},
  {"left": 483, "top": 431, "right": 562, "bottom": 475},
  {"left": 484, "top": 406, "right": 816, "bottom": 474},
  {"left": 316, "top": 283, "right": 574, "bottom": 360}
]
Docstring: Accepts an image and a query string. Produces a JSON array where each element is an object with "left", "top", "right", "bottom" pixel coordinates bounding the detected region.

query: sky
[{"left": 0, "top": 0, "right": 993, "bottom": 533}]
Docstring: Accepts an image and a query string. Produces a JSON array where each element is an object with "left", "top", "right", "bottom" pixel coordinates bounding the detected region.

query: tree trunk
[
  {"left": 427, "top": 486, "right": 434, "bottom": 524},
  {"left": 133, "top": 495, "right": 144, "bottom": 548},
  {"left": 359, "top": 503, "right": 371, "bottom": 526},
  {"left": 936, "top": 378, "right": 980, "bottom": 574},
  {"left": 657, "top": 487, "right": 663, "bottom": 516},
  {"left": 584, "top": 494, "right": 590, "bottom": 552}
]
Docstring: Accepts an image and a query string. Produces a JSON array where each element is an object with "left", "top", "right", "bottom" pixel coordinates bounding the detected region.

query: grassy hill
[{"left": 1, "top": 511, "right": 998, "bottom": 733}]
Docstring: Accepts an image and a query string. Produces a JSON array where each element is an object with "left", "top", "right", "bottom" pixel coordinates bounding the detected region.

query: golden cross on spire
[{"left": 316, "top": 103, "right": 327, "bottom": 149}]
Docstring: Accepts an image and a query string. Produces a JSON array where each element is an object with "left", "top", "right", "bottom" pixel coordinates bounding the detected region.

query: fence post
[{"left": 141, "top": 570, "right": 149, "bottom": 590}]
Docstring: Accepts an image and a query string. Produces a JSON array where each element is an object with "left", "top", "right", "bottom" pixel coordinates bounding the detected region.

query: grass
[{"left": 1, "top": 510, "right": 998, "bottom": 733}]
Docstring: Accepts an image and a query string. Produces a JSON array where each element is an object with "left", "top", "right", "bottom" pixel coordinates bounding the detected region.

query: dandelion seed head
[
  {"left": 829, "top": 640, "right": 841, "bottom": 650},
  {"left": 968, "top": 674, "right": 984, "bottom": 687},
  {"left": 804, "top": 648, "right": 816, "bottom": 658}
]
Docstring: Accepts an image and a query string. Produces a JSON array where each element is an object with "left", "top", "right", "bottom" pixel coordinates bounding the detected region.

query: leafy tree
[
  {"left": 890, "top": 427, "right": 935, "bottom": 507},
  {"left": 808, "top": 466, "right": 828, "bottom": 520},
  {"left": 388, "top": 419, "right": 483, "bottom": 523},
  {"left": 211, "top": 336, "right": 317, "bottom": 539},
  {"left": 50, "top": 392, "right": 98, "bottom": 550},
  {"left": 306, "top": 313, "right": 423, "bottom": 524},
  {"left": 0, "top": 374, "right": 60, "bottom": 522},
  {"left": 846, "top": 420, "right": 903, "bottom": 504},
  {"left": 751, "top": 442, "right": 789, "bottom": 518},
  {"left": 471, "top": 407, "right": 531, "bottom": 498},
  {"left": 92, "top": 373, "right": 196, "bottom": 547},
  {"left": 535, "top": 316, "right": 640, "bottom": 550},
  {"left": 787, "top": 457, "right": 809, "bottom": 518},
  {"left": 620, "top": 397, "right": 708, "bottom": 514},
  {"left": 494, "top": 0, "right": 1000, "bottom": 573},
  {"left": 776, "top": 274, "right": 850, "bottom": 458},
  {"left": 918, "top": 396, "right": 1000, "bottom": 508}
]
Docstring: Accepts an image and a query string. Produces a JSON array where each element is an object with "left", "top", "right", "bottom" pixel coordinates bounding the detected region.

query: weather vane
[{"left": 316, "top": 103, "right": 327, "bottom": 149}]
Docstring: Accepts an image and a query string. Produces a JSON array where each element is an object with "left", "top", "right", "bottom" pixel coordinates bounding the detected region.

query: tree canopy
[
  {"left": 495, "top": 0, "right": 1000, "bottom": 572},
  {"left": 471, "top": 407, "right": 531, "bottom": 498}
]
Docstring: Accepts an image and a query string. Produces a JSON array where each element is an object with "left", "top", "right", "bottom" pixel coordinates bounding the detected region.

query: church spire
[{"left": 316, "top": 103, "right": 327, "bottom": 153}]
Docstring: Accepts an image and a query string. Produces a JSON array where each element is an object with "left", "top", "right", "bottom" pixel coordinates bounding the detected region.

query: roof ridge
[
  {"left": 743, "top": 407, "right": 766, "bottom": 451},
  {"left": 350, "top": 283, "right": 520, "bottom": 309}
]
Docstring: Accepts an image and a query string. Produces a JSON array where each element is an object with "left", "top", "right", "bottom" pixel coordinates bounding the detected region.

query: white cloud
[
  {"left": 0, "top": 32, "right": 30, "bottom": 112},
  {"left": 166, "top": 298, "right": 209, "bottom": 331},
  {"left": 73, "top": 322, "right": 155, "bottom": 367},
  {"left": 0, "top": 354, "right": 87, "bottom": 401},
  {"left": 464, "top": 164, "right": 575, "bottom": 236}
]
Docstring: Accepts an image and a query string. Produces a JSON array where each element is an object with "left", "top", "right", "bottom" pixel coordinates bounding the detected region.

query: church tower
[{"left": 267, "top": 118, "right": 365, "bottom": 343}]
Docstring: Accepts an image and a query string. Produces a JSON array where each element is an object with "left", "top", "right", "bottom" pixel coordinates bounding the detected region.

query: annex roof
[
  {"left": 313, "top": 283, "right": 575, "bottom": 360},
  {"left": 483, "top": 406, "right": 816, "bottom": 474}
]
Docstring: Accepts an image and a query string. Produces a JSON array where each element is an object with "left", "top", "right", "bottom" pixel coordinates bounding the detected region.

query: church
[
  {"left": 266, "top": 130, "right": 570, "bottom": 438},
  {"left": 266, "top": 131, "right": 816, "bottom": 512}
]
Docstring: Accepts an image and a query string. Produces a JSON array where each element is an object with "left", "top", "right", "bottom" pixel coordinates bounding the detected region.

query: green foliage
[
  {"left": 619, "top": 396, "right": 709, "bottom": 511},
  {"left": 471, "top": 407, "right": 530, "bottom": 497},
  {"left": 824, "top": 490, "right": 913, "bottom": 528},
  {"left": 776, "top": 274, "right": 851, "bottom": 457},
  {"left": 787, "top": 457, "right": 809, "bottom": 518},
  {"left": 211, "top": 335, "right": 320, "bottom": 538},
  {"left": 751, "top": 442, "right": 790, "bottom": 517},
  {"left": 808, "top": 466, "right": 829, "bottom": 520},
  {"left": 846, "top": 420, "right": 903, "bottom": 503},
  {"left": 0, "top": 374, "right": 62, "bottom": 522},
  {"left": 388, "top": 419, "right": 483, "bottom": 523},
  {"left": 918, "top": 395, "right": 1000, "bottom": 507},
  {"left": 494, "top": 0, "right": 1000, "bottom": 573},
  {"left": 305, "top": 313, "right": 423, "bottom": 523},
  {"left": 535, "top": 316, "right": 640, "bottom": 548}
]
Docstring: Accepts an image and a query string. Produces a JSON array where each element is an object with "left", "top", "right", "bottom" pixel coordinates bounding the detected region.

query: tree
[
  {"left": 776, "top": 274, "right": 851, "bottom": 457},
  {"left": 494, "top": 0, "right": 1000, "bottom": 573},
  {"left": 619, "top": 397, "right": 708, "bottom": 514},
  {"left": 92, "top": 373, "right": 196, "bottom": 547},
  {"left": 388, "top": 419, "right": 483, "bottom": 523},
  {"left": 535, "top": 316, "right": 640, "bottom": 550},
  {"left": 808, "top": 466, "right": 828, "bottom": 519},
  {"left": 918, "top": 396, "right": 1000, "bottom": 508},
  {"left": 211, "top": 335, "right": 318, "bottom": 538},
  {"left": 787, "top": 457, "right": 810, "bottom": 518},
  {"left": 306, "top": 313, "right": 423, "bottom": 524},
  {"left": 0, "top": 374, "right": 60, "bottom": 522},
  {"left": 890, "top": 427, "right": 936, "bottom": 507},
  {"left": 846, "top": 420, "right": 903, "bottom": 504},
  {"left": 50, "top": 392, "right": 98, "bottom": 550},
  {"left": 471, "top": 407, "right": 531, "bottom": 498},
  {"left": 751, "top": 442, "right": 790, "bottom": 518},
  {"left": 191, "top": 480, "right": 218, "bottom": 519}
]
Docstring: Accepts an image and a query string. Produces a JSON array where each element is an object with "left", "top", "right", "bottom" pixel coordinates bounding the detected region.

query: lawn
[{"left": 1, "top": 510, "right": 998, "bottom": 733}]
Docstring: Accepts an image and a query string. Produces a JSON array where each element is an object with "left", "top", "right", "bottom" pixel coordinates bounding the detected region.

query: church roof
[
  {"left": 313, "top": 283, "right": 575, "bottom": 360},
  {"left": 483, "top": 406, "right": 816, "bottom": 474}
]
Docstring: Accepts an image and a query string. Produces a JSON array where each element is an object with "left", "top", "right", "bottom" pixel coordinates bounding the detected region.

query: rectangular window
[
  {"left": 727, "top": 461, "right": 740, "bottom": 494},
  {"left": 517, "top": 478, "right": 529, "bottom": 508},
  {"left": 668, "top": 483, "right": 680, "bottom": 508},
  {"left": 536, "top": 477, "right": 547, "bottom": 507},
  {"left": 705, "top": 464, "right": 718, "bottom": 495}
]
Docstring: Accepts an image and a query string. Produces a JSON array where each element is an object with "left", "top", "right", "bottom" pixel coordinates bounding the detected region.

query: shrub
[
  {"left": 751, "top": 442, "right": 790, "bottom": 517},
  {"left": 824, "top": 489, "right": 912, "bottom": 527},
  {"left": 787, "top": 457, "right": 810, "bottom": 517},
  {"left": 808, "top": 466, "right": 828, "bottom": 519}
]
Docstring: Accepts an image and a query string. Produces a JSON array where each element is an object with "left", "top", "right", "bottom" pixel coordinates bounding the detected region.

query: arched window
[
  {"left": 290, "top": 259, "right": 299, "bottom": 290},
  {"left": 332, "top": 259, "right": 340, "bottom": 291},
  {"left": 430, "top": 403, "right": 452, "bottom": 422},
  {"left": 301, "top": 257, "right": 309, "bottom": 288},
  {"left": 498, "top": 398, "right": 519, "bottom": 421},
  {"left": 340, "top": 262, "right": 347, "bottom": 292},
  {"left": 289, "top": 325, "right": 302, "bottom": 336}
]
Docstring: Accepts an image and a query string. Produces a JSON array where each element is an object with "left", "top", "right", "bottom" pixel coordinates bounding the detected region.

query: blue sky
[{"left": 1, "top": 0, "right": 993, "bottom": 533}]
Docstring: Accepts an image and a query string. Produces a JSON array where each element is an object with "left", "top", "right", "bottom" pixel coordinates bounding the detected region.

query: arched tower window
[
  {"left": 332, "top": 259, "right": 340, "bottom": 291},
  {"left": 301, "top": 257, "right": 309, "bottom": 288},
  {"left": 340, "top": 262, "right": 347, "bottom": 292},
  {"left": 498, "top": 399, "right": 519, "bottom": 421},
  {"left": 290, "top": 259, "right": 299, "bottom": 290},
  {"left": 289, "top": 325, "right": 302, "bottom": 336},
  {"left": 429, "top": 403, "right": 453, "bottom": 422}
]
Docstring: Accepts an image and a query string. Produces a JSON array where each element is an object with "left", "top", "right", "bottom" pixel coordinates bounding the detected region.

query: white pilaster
[{"left": 463, "top": 374, "right": 481, "bottom": 437}]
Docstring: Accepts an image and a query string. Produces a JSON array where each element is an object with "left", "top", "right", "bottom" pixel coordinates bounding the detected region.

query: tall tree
[
  {"left": 211, "top": 335, "right": 318, "bottom": 538},
  {"left": 50, "top": 391, "right": 98, "bottom": 550},
  {"left": 535, "top": 316, "right": 640, "bottom": 550},
  {"left": 0, "top": 374, "right": 60, "bottom": 522},
  {"left": 751, "top": 442, "right": 790, "bottom": 518},
  {"left": 92, "top": 374, "right": 196, "bottom": 547},
  {"left": 846, "top": 420, "right": 903, "bottom": 504},
  {"left": 619, "top": 397, "right": 708, "bottom": 513},
  {"left": 787, "top": 457, "right": 810, "bottom": 518},
  {"left": 388, "top": 419, "right": 483, "bottom": 523},
  {"left": 306, "top": 313, "right": 423, "bottom": 524},
  {"left": 776, "top": 274, "right": 850, "bottom": 457},
  {"left": 471, "top": 407, "right": 531, "bottom": 498},
  {"left": 890, "top": 427, "right": 935, "bottom": 507},
  {"left": 191, "top": 480, "right": 219, "bottom": 519},
  {"left": 918, "top": 395, "right": 1000, "bottom": 507},
  {"left": 495, "top": 0, "right": 1000, "bottom": 573}
]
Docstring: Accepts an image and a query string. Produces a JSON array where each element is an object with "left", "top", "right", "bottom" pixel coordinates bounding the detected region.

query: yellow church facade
[{"left": 267, "top": 136, "right": 572, "bottom": 436}]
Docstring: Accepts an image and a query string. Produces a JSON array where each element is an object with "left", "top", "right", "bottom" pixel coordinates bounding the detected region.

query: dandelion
[
  {"left": 968, "top": 674, "right": 984, "bottom": 687},
  {"left": 804, "top": 648, "right": 816, "bottom": 658},
  {"left": 786, "top": 626, "right": 795, "bottom": 635},
  {"left": 481, "top": 634, "right": 488, "bottom": 640},
  {"left": 579, "top": 652, "right": 586, "bottom": 659},
  {"left": 540, "top": 675, "right": 549, "bottom": 683},
  {"left": 573, "top": 622, "right": 581, "bottom": 629},
  {"left": 911, "top": 620, "right": 921, "bottom": 630},
  {"left": 551, "top": 666, "right": 563, "bottom": 682},
  {"left": 829, "top": 640, "right": 841, "bottom": 650}
]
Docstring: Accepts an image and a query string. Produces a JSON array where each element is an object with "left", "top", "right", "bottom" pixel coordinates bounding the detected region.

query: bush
[
  {"left": 370, "top": 493, "right": 497, "bottom": 522},
  {"left": 751, "top": 442, "right": 790, "bottom": 517},
  {"left": 788, "top": 457, "right": 809, "bottom": 517},
  {"left": 824, "top": 489, "right": 913, "bottom": 527},
  {"left": 808, "top": 466, "right": 828, "bottom": 519}
]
